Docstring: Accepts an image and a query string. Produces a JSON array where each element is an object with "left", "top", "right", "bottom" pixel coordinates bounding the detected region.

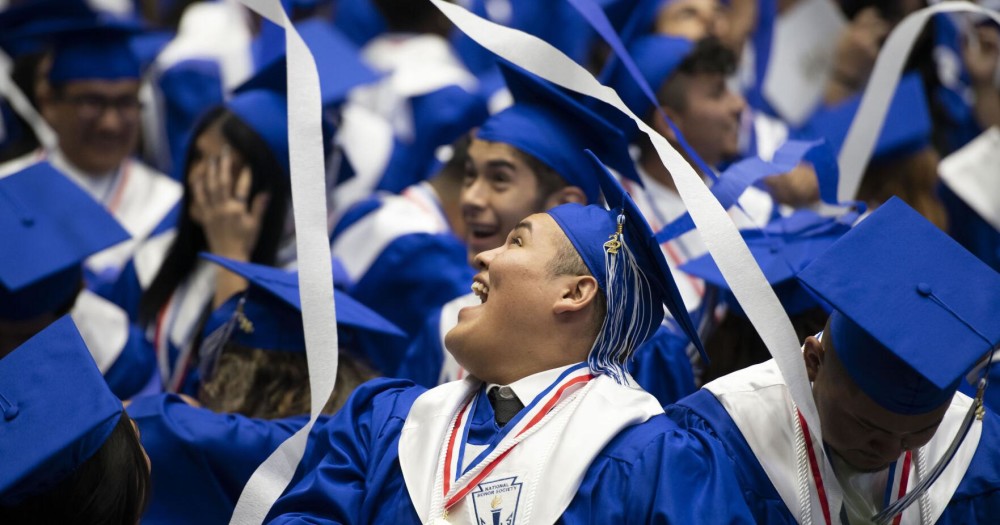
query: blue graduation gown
[
  {"left": 127, "top": 394, "right": 328, "bottom": 525},
  {"left": 266, "top": 378, "right": 755, "bottom": 524},
  {"left": 666, "top": 389, "right": 1000, "bottom": 524}
]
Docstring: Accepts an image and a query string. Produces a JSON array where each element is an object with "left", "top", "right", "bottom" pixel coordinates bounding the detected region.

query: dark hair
[
  {"left": 702, "top": 306, "right": 830, "bottom": 383},
  {"left": 507, "top": 148, "right": 571, "bottom": 209},
  {"left": 198, "top": 344, "right": 377, "bottom": 419},
  {"left": 658, "top": 36, "right": 737, "bottom": 114},
  {"left": 139, "top": 108, "right": 290, "bottom": 325},
  {"left": 0, "top": 413, "right": 150, "bottom": 525},
  {"left": 548, "top": 234, "right": 608, "bottom": 342},
  {"left": 372, "top": 0, "right": 451, "bottom": 34}
]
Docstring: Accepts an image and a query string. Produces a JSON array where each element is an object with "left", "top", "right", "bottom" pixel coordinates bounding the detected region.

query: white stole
[
  {"left": 705, "top": 360, "right": 983, "bottom": 524},
  {"left": 399, "top": 373, "right": 662, "bottom": 524}
]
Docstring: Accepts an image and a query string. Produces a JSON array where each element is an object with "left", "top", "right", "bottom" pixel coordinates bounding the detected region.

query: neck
[{"left": 639, "top": 148, "right": 679, "bottom": 193}]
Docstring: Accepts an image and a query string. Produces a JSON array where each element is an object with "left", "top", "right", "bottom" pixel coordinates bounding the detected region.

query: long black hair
[
  {"left": 139, "top": 108, "right": 290, "bottom": 325},
  {"left": 0, "top": 413, "right": 151, "bottom": 524}
]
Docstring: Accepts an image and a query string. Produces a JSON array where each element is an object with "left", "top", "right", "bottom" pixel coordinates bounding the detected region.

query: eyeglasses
[{"left": 56, "top": 93, "right": 142, "bottom": 121}]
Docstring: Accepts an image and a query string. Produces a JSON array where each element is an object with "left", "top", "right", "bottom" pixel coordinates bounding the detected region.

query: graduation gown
[
  {"left": 128, "top": 394, "right": 327, "bottom": 525},
  {"left": 665, "top": 360, "right": 1000, "bottom": 524},
  {"left": 330, "top": 182, "right": 473, "bottom": 344},
  {"left": 266, "top": 377, "right": 755, "bottom": 524}
]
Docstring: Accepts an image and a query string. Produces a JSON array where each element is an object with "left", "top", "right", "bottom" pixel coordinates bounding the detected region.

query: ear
[
  {"left": 802, "top": 336, "right": 825, "bottom": 383},
  {"left": 543, "top": 185, "right": 588, "bottom": 207},
  {"left": 552, "top": 275, "right": 599, "bottom": 315}
]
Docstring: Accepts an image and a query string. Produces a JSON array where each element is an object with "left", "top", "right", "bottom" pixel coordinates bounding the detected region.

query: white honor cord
[
  {"left": 229, "top": 1, "right": 338, "bottom": 524},
  {"left": 425, "top": 0, "right": 841, "bottom": 511},
  {"left": 0, "top": 49, "right": 58, "bottom": 151},
  {"left": 837, "top": 1, "right": 1000, "bottom": 202}
]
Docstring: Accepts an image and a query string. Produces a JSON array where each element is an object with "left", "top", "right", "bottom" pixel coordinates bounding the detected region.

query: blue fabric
[
  {"left": 158, "top": 59, "right": 226, "bottom": 179},
  {"left": 127, "top": 394, "right": 328, "bottom": 525},
  {"left": 265, "top": 378, "right": 756, "bottom": 523},
  {"left": 627, "top": 325, "right": 697, "bottom": 406},
  {"left": 939, "top": 183, "right": 1000, "bottom": 273},
  {"left": 396, "top": 306, "right": 448, "bottom": 388},
  {"left": 101, "top": 321, "right": 157, "bottom": 400},
  {"left": 931, "top": 15, "right": 983, "bottom": 155},
  {"left": 375, "top": 85, "right": 489, "bottom": 193},
  {"left": 667, "top": 388, "right": 1000, "bottom": 524},
  {"left": 798, "top": 198, "right": 1000, "bottom": 415}
]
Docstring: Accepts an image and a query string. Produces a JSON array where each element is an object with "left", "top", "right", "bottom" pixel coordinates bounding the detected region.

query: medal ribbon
[
  {"left": 441, "top": 363, "right": 594, "bottom": 510},
  {"left": 798, "top": 409, "right": 912, "bottom": 525}
]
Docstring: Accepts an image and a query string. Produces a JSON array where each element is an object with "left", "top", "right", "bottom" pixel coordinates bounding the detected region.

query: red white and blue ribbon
[{"left": 441, "top": 363, "right": 594, "bottom": 511}]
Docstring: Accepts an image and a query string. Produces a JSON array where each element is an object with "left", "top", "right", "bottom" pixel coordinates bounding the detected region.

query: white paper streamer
[
  {"left": 229, "top": 1, "right": 338, "bottom": 523},
  {"left": 0, "top": 49, "right": 58, "bottom": 151},
  {"left": 837, "top": 1, "right": 1000, "bottom": 202},
  {"left": 424, "top": 0, "right": 841, "bottom": 511}
]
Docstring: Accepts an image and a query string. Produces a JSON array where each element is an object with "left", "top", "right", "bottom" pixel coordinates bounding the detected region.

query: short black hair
[
  {"left": 509, "top": 148, "right": 571, "bottom": 208},
  {"left": 658, "top": 36, "right": 737, "bottom": 114},
  {"left": 0, "top": 413, "right": 150, "bottom": 524}
]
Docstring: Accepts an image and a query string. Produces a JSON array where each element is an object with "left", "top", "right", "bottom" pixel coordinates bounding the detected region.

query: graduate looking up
[
  {"left": 666, "top": 197, "right": 1000, "bottom": 524},
  {"left": 264, "top": 152, "right": 753, "bottom": 524}
]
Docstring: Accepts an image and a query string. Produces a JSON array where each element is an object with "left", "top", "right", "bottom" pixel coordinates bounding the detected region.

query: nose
[
  {"left": 729, "top": 90, "right": 747, "bottom": 116},
  {"left": 95, "top": 104, "right": 125, "bottom": 131},
  {"left": 460, "top": 176, "right": 488, "bottom": 215},
  {"left": 473, "top": 245, "right": 501, "bottom": 270}
]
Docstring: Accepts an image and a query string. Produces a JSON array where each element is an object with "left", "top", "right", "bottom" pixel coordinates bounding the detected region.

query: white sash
[
  {"left": 70, "top": 289, "right": 129, "bottom": 374},
  {"left": 154, "top": 261, "right": 216, "bottom": 392},
  {"left": 399, "top": 370, "right": 662, "bottom": 525},
  {"left": 705, "top": 360, "right": 983, "bottom": 524}
]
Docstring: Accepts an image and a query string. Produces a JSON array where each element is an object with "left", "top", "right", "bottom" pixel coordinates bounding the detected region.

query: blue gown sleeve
[
  {"left": 266, "top": 378, "right": 426, "bottom": 525},
  {"left": 395, "top": 306, "right": 447, "bottom": 388},
  {"left": 665, "top": 390, "right": 797, "bottom": 524},
  {"left": 628, "top": 325, "right": 697, "bottom": 406},
  {"left": 562, "top": 414, "right": 756, "bottom": 524},
  {"left": 102, "top": 321, "right": 156, "bottom": 399},
  {"left": 935, "top": 406, "right": 1000, "bottom": 524},
  {"left": 127, "top": 394, "right": 315, "bottom": 525}
]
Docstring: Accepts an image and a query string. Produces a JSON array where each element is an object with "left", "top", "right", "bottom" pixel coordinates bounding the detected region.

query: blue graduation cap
[
  {"left": 681, "top": 210, "right": 852, "bottom": 317},
  {"left": 798, "top": 197, "right": 1000, "bottom": 415},
  {"left": 0, "top": 0, "right": 97, "bottom": 57},
  {"left": 604, "top": 34, "right": 694, "bottom": 119},
  {"left": 546, "top": 149, "right": 705, "bottom": 383},
  {"left": 0, "top": 162, "right": 130, "bottom": 320},
  {"left": 239, "top": 19, "right": 381, "bottom": 109},
  {"left": 476, "top": 60, "right": 640, "bottom": 203},
  {"left": 801, "top": 73, "right": 932, "bottom": 163},
  {"left": 0, "top": 315, "right": 124, "bottom": 504},
  {"left": 198, "top": 254, "right": 405, "bottom": 376}
]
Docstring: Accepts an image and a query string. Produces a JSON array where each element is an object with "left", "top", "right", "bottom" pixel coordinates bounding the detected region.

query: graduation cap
[
  {"left": 0, "top": 315, "right": 124, "bottom": 505},
  {"left": 476, "top": 59, "right": 640, "bottom": 203},
  {"left": 197, "top": 254, "right": 405, "bottom": 378},
  {"left": 604, "top": 34, "right": 694, "bottom": 119},
  {"left": 682, "top": 210, "right": 852, "bottom": 317},
  {"left": 546, "top": 150, "right": 705, "bottom": 383},
  {"left": 239, "top": 19, "right": 381, "bottom": 108},
  {"left": 798, "top": 197, "right": 1000, "bottom": 415},
  {"left": 0, "top": 161, "right": 130, "bottom": 320},
  {"left": 801, "top": 73, "right": 932, "bottom": 164}
]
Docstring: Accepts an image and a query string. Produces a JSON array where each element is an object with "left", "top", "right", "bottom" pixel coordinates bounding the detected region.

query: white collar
[{"left": 485, "top": 363, "right": 579, "bottom": 404}]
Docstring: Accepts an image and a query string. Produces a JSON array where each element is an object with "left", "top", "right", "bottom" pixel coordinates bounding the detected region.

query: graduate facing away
[{"left": 265, "top": 152, "right": 754, "bottom": 524}]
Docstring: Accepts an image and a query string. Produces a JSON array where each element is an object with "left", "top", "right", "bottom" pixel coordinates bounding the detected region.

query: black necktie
[{"left": 487, "top": 386, "right": 524, "bottom": 427}]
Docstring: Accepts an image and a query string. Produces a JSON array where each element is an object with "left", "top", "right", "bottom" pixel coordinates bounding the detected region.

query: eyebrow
[
  {"left": 485, "top": 159, "right": 517, "bottom": 171},
  {"left": 514, "top": 220, "right": 533, "bottom": 234}
]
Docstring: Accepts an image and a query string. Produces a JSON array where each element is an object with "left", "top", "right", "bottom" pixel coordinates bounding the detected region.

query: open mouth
[
  {"left": 467, "top": 223, "right": 499, "bottom": 241},
  {"left": 471, "top": 280, "right": 490, "bottom": 303}
]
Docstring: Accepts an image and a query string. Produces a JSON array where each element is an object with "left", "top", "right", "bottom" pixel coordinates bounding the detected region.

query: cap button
[
  {"left": 916, "top": 282, "right": 932, "bottom": 296},
  {"left": 3, "top": 403, "right": 19, "bottom": 421}
]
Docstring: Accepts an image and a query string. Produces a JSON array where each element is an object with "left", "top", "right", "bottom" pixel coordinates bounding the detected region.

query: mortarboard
[
  {"left": 604, "top": 34, "right": 694, "bottom": 120},
  {"left": 240, "top": 19, "right": 382, "bottom": 109},
  {"left": 198, "top": 254, "right": 405, "bottom": 377},
  {"left": 797, "top": 197, "right": 1000, "bottom": 415},
  {"left": 801, "top": 73, "right": 932, "bottom": 164},
  {"left": 476, "top": 59, "right": 640, "bottom": 203},
  {"left": 682, "top": 210, "right": 852, "bottom": 317},
  {"left": 0, "top": 315, "right": 124, "bottom": 504},
  {"left": 0, "top": 162, "right": 130, "bottom": 320},
  {"left": 546, "top": 149, "right": 704, "bottom": 383}
]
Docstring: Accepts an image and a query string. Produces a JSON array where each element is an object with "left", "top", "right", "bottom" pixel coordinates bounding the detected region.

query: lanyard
[{"left": 797, "top": 409, "right": 912, "bottom": 525}]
